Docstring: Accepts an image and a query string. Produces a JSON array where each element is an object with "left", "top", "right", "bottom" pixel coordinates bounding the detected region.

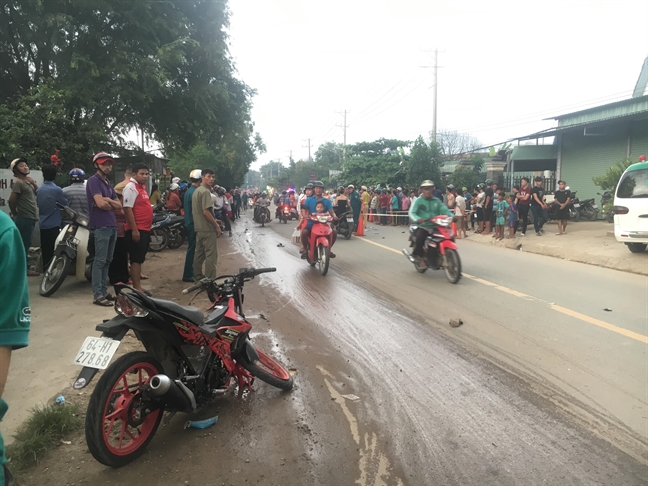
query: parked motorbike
[
  {"left": 598, "top": 191, "right": 614, "bottom": 223},
  {"left": 39, "top": 203, "right": 93, "bottom": 297},
  {"left": 333, "top": 210, "right": 353, "bottom": 240},
  {"left": 402, "top": 215, "right": 461, "bottom": 284},
  {"left": 304, "top": 213, "right": 334, "bottom": 275},
  {"left": 72, "top": 267, "right": 292, "bottom": 468},
  {"left": 148, "top": 214, "right": 171, "bottom": 252},
  {"left": 165, "top": 215, "right": 186, "bottom": 249},
  {"left": 578, "top": 197, "right": 598, "bottom": 221}
]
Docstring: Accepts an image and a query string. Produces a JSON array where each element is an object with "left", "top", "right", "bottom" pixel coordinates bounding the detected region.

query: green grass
[{"left": 6, "top": 403, "right": 82, "bottom": 474}]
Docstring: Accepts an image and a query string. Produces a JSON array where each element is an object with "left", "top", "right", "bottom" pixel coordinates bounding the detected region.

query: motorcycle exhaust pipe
[
  {"left": 401, "top": 249, "right": 416, "bottom": 263},
  {"left": 149, "top": 374, "right": 196, "bottom": 413}
]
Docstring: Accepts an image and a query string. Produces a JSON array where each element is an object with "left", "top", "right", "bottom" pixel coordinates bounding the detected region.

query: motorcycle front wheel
[
  {"left": 39, "top": 253, "right": 72, "bottom": 297},
  {"left": 317, "top": 243, "right": 330, "bottom": 276},
  {"left": 238, "top": 349, "right": 293, "bottom": 390},
  {"left": 443, "top": 249, "right": 462, "bottom": 284},
  {"left": 148, "top": 228, "right": 168, "bottom": 252},
  {"left": 587, "top": 209, "right": 598, "bottom": 221},
  {"left": 85, "top": 352, "right": 164, "bottom": 468},
  {"left": 570, "top": 209, "right": 580, "bottom": 222},
  {"left": 166, "top": 228, "right": 185, "bottom": 250}
]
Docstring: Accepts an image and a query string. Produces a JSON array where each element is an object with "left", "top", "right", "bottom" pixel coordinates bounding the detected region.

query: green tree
[
  {"left": 406, "top": 136, "right": 442, "bottom": 188},
  {"left": 344, "top": 138, "right": 410, "bottom": 187},
  {"left": 592, "top": 158, "right": 635, "bottom": 191},
  {"left": 0, "top": 0, "right": 260, "bottom": 175},
  {"left": 449, "top": 167, "right": 479, "bottom": 192}
]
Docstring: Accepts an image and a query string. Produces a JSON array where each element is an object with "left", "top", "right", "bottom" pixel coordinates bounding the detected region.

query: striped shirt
[{"left": 62, "top": 183, "right": 89, "bottom": 223}]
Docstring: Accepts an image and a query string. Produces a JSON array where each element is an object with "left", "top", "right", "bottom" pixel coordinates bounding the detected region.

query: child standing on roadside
[
  {"left": 494, "top": 192, "right": 509, "bottom": 240},
  {"left": 507, "top": 194, "right": 518, "bottom": 238}
]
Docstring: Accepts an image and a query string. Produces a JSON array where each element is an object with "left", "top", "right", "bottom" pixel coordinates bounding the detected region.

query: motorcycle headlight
[
  {"left": 318, "top": 216, "right": 328, "bottom": 223},
  {"left": 115, "top": 295, "right": 149, "bottom": 318}
]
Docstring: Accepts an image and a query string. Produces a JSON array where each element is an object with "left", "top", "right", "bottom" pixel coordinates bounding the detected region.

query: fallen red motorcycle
[
  {"left": 402, "top": 215, "right": 462, "bottom": 283},
  {"left": 305, "top": 213, "right": 334, "bottom": 275},
  {"left": 72, "top": 267, "right": 292, "bottom": 468}
]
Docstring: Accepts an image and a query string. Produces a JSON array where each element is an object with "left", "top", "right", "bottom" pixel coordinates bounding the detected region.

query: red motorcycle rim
[
  {"left": 256, "top": 350, "right": 291, "bottom": 380},
  {"left": 101, "top": 362, "right": 161, "bottom": 456}
]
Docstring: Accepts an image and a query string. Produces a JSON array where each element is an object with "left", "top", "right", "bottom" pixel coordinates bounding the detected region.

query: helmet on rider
[
  {"left": 313, "top": 181, "right": 324, "bottom": 188},
  {"left": 169, "top": 183, "right": 179, "bottom": 191},
  {"left": 478, "top": 183, "right": 485, "bottom": 189},
  {"left": 262, "top": 191, "right": 267, "bottom": 196},
  {"left": 282, "top": 190, "right": 287, "bottom": 195},
  {"left": 92, "top": 152, "right": 114, "bottom": 166},
  {"left": 172, "top": 177, "right": 181, "bottom": 184},
  {"left": 305, "top": 183, "right": 314, "bottom": 190},
  {"left": 420, "top": 180, "right": 435, "bottom": 188},
  {"left": 485, "top": 179, "right": 493, "bottom": 185},
  {"left": 189, "top": 169, "right": 202, "bottom": 181},
  {"left": 69, "top": 168, "right": 86, "bottom": 183}
]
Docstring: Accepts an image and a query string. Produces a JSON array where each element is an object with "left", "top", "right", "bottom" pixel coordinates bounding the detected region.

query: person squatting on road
[
  {"left": 408, "top": 180, "right": 453, "bottom": 270},
  {"left": 8, "top": 158, "right": 40, "bottom": 276},
  {"left": 192, "top": 169, "right": 222, "bottom": 281},
  {"left": 86, "top": 152, "right": 122, "bottom": 306},
  {"left": 299, "top": 181, "right": 338, "bottom": 258},
  {"left": 122, "top": 164, "right": 153, "bottom": 296},
  {"left": 0, "top": 210, "right": 31, "bottom": 485},
  {"left": 182, "top": 170, "right": 202, "bottom": 282},
  {"left": 36, "top": 164, "right": 68, "bottom": 270}
]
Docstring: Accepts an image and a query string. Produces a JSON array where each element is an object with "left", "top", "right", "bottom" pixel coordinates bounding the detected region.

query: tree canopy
[{"left": 0, "top": 0, "right": 262, "bottom": 182}]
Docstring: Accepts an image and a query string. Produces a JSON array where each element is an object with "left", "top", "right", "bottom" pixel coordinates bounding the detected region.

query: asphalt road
[{"left": 234, "top": 210, "right": 648, "bottom": 484}]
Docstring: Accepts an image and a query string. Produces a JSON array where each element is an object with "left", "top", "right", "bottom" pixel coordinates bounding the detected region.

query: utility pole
[
  {"left": 302, "top": 139, "right": 312, "bottom": 162},
  {"left": 422, "top": 49, "right": 442, "bottom": 143},
  {"left": 336, "top": 110, "right": 349, "bottom": 166}
]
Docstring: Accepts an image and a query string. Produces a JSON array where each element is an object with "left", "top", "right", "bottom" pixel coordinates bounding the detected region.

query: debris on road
[
  {"left": 184, "top": 416, "right": 219, "bottom": 430},
  {"left": 449, "top": 318, "right": 463, "bottom": 328},
  {"left": 342, "top": 394, "right": 360, "bottom": 402},
  {"left": 603, "top": 308, "right": 612, "bottom": 312},
  {"left": 55, "top": 395, "right": 65, "bottom": 405},
  {"left": 277, "top": 243, "right": 284, "bottom": 247}
]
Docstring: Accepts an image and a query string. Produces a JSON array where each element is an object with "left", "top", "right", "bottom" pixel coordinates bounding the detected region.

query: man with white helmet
[
  {"left": 182, "top": 170, "right": 202, "bottom": 282},
  {"left": 166, "top": 183, "right": 182, "bottom": 213}
]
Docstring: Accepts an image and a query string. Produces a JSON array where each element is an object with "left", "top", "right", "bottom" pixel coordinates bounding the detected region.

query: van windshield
[{"left": 617, "top": 169, "right": 648, "bottom": 198}]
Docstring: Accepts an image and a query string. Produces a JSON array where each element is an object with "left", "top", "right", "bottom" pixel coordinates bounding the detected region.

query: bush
[{"left": 592, "top": 158, "right": 634, "bottom": 192}]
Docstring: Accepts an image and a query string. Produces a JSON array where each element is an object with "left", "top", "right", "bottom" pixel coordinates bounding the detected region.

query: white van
[{"left": 613, "top": 161, "right": 648, "bottom": 253}]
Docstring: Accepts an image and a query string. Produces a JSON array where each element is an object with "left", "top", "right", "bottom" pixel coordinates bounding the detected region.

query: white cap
[
  {"left": 171, "top": 177, "right": 180, "bottom": 184},
  {"left": 190, "top": 169, "right": 202, "bottom": 180},
  {"left": 169, "top": 183, "right": 179, "bottom": 190},
  {"left": 397, "top": 187, "right": 402, "bottom": 191},
  {"left": 347, "top": 184, "right": 355, "bottom": 189}
]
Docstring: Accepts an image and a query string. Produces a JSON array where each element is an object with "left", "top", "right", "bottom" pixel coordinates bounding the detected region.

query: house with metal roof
[{"left": 506, "top": 57, "right": 648, "bottom": 202}]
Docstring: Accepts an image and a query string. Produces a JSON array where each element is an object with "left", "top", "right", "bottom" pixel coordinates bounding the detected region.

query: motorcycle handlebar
[{"left": 182, "top": 280, "right": 205, "bottom": 294}]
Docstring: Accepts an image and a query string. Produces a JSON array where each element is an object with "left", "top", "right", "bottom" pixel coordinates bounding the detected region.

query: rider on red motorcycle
[
  {"left": 409, "top": 180, "right": 453, "bottom": 269},
  {"left": 299, "top": 181, "right": 338, "bottom": 258}
]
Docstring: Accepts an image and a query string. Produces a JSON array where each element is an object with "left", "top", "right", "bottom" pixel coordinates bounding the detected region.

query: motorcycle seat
[
  {"left": 200, "top": 305, "right": 228, "bottom": 335},
  {"left": 151, "top": 298, "right": 204, "bottom": 325}
]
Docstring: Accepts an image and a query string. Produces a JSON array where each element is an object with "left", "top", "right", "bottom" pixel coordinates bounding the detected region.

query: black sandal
[{"left": 93, "top": 297, "right": 113, "bottom": 307}]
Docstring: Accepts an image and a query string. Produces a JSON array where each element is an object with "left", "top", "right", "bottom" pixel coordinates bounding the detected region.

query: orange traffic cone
[{"left": 356, "top": 210, "right": 365, "bottom": 236}]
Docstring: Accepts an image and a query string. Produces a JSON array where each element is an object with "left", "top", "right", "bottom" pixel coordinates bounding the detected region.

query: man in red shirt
[
  {"left": 165, "top": 183, "right": 182, "bottom": 213},
  {"left": 122, "top": 164, "right": 153, "bottom": 295},
  {"left": 379, "top": 189, "right": 390, "bottom": 225}
]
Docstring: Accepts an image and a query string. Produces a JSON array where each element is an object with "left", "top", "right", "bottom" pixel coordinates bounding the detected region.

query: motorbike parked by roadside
[
  {"left": 39, "top": 203, "right": 93, "bottom": 296},
  {"left": 402, "top": 215, "right": 461, "bottom": 284},
  {"left": 598, "top": 191, "right": 614, "bottom": 223},
  {"left": 578, "top": 196, "right": 598, "bottom": 221},
  {"left": 148, "top": 213, "right": 171, "bottom": 252},
  {"left": 333, "top": 210, "right": 353, "bottom": 240},
  {"left": 72, "top": 266, "right": 292, "bottom": 468}
]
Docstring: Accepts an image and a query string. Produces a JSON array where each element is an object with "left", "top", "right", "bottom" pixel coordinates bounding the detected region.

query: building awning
[{"left": 510, "top": 145, "right": 558, "bottom": 161}]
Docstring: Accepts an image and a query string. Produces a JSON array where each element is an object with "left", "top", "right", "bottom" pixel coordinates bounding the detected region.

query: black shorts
[
  {"left": 125, "top": 230, "right": 150, "bottom": 264},
  {"left": 483, "top": 207, "right": 492, "bottom": 222},
  {"left": 476, "top": 207, "right": 484, "bottom": 222}
]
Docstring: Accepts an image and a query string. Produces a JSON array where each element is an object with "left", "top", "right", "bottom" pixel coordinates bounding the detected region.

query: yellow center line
[{"left": 356, "top": 236, "right": 648, "bottom": 344}]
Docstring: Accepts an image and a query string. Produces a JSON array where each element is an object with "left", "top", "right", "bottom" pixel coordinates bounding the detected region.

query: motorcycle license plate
[
  {"left": 347, "top": 217, "right": 354, "bottom": 222},
  {"left": 573, "top": 203, "right": 580, "bottom": 208},
  {"left": 592, "top": 204, "right": 598, "bottom": 209},
  {"left": 73, "top": 336, "right": 121, "bottom": 369}
]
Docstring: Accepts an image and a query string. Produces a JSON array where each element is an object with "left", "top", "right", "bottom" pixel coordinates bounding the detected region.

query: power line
[{"left": 351, "top": 72, "right": 423, "bottom": 120}]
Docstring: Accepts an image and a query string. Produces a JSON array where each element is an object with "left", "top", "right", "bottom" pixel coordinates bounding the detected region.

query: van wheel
[{"left": 626, "top": 243, "right": 647, "bottom": 253}]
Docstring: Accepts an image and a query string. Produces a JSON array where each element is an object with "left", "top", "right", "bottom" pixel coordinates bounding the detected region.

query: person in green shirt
[
  {"left": 182, "top": 170, "right": 203, "bottom": 282},
  {"left": 408, "top": 180, "right": 453, "bottom": 269},
  {"left": 8, "top": 158, "right": 39, "bottom": 276},
  {"left": 0, "top": 211, "right": 31, "bottom": 485}
]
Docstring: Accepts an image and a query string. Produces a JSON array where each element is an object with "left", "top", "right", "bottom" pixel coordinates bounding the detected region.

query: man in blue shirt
[
  {"left": 36, "top": 164, "right": 68, "bottom": 269},
  {"left": 299, "top": 181, "right": 338, "bottom": 258}
]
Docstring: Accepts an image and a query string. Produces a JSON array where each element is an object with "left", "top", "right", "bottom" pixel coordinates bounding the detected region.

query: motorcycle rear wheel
[
  {"left": 166, "top": 228, "right": 185, "bottom": 249},
  {"left": 148, "top": 228, "right": 168, "bottom": 252},
  {"left": 443, "top": 249, "right": 462, "bottom": 284},
  {"left": 238, "top": 349, "right": 293, "bottom": 390},
  {"left": 587, "top": 209, "right": 598, "bottom": 221},
  {"left": 85, "top": 352, "right": 164, "bottom": 468},
  {"left": 39, "top": 253, "right": 72, "bottom": 297},
  {"left": 317, "top": 244, "right": 330, "bottom": 276}
]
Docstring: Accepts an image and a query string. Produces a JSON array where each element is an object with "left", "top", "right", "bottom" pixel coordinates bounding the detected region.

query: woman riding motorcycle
[{"left": 408, "top": 180, "right": 454, "bottom": 270}]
